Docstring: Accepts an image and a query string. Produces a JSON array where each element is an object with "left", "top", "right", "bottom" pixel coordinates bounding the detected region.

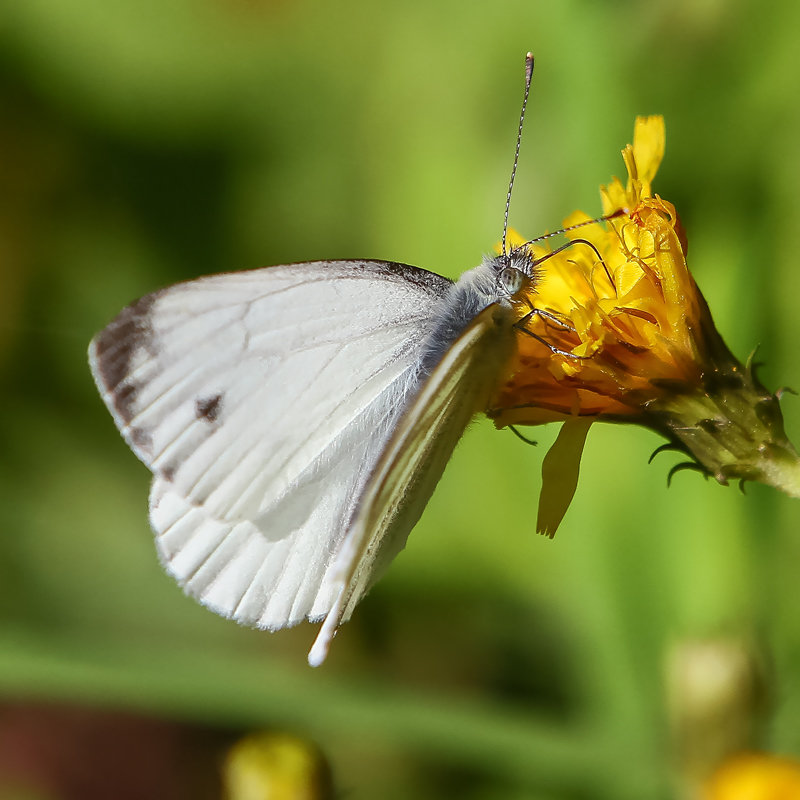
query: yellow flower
[
  {"left": 705, "top": 753, "right": 800, "bottom": 800},
  {"left": 222, "top": 732, "right": 332, "bottom": 800},
  {"left": 493, "top": 117, "right": 708, "bottom": 422},
  {"left": 488, "top": 117, "right": 800, "bottom": 534}
]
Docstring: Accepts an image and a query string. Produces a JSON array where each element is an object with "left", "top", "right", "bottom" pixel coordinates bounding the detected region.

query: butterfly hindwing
[{"left": 308, "top": 303, "right": 518, "bottom": 665}]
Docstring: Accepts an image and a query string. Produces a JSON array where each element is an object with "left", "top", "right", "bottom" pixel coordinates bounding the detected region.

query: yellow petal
[
  {"left": 537, "top": 417, "right": 593, "bottom": 538},
  {"left": 615, "top": 261, "right": 647, "bottom": 297},
  {"left": 632, "top": 115, "right": 665, "bottom": 191},
  {"left": 601, "top": 176, "right": 629, "bottom": 215}
]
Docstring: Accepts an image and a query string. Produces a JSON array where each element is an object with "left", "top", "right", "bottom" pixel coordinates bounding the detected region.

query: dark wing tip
[{"left": 89, "top": 293, "right": 158, "bottom": 426}]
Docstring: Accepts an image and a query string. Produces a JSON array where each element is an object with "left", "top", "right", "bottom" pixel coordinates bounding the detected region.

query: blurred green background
[{"left": 2, "top": 1, "right": 800, "bottom": 798}]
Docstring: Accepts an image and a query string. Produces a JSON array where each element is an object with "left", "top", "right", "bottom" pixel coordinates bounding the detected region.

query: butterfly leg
[
  {"left": 531, "top": 307, "right": 576, "bottom": 332},
  {"left": 514, "top": 310, "right": 583, "bottom": 359},
  {"left": 508, "top": 425, "right": 538, "bottom": 446}
]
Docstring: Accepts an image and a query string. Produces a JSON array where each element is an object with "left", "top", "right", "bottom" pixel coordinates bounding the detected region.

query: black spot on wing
[
  {"left": 90, "top": 293, "right": 158, "bottom": 425},
  {"left": 195, "top": 394, "right": 222, "bottom": 423},
  {"left": 130, "top": 427, "right": 152, "bottom": 449},
  {"left": 110, "top": 382, "right": 138, "bottom": 424}
]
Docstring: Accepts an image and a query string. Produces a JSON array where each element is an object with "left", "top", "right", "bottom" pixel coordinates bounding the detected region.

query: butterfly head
[{"left": 491, "top": 246, "right": 541, "bottom": 300}]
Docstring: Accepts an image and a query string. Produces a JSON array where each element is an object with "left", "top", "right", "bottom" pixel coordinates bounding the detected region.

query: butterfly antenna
[
  {"left": 520, "top": 208, "right": 626, "bottom": 248},
  {"left": 502, "top": 52, "right": 534, "bottom": 258}
]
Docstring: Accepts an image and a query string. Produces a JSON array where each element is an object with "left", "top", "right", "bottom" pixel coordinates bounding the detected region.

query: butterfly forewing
[{"left": 89, "top": 260, "right": 451, "bottom": 630}]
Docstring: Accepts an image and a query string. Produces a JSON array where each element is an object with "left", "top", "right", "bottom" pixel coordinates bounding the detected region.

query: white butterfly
[{"left": 89, "top": 54, "right": 556, "bottom": 666}]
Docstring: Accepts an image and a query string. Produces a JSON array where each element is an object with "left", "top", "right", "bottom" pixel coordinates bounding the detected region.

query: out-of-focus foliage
[{"left": 1, "top": 1, "right": 799, "bottom": 798}]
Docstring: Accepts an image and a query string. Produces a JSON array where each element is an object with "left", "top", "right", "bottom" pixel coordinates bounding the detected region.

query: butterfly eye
[{"left": 497, "top": 266, "right": 527, "bottom": 296}]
